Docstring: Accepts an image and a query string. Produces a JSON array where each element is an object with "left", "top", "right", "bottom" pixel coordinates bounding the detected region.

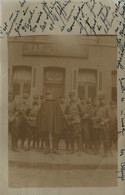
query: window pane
[
  {"left": 78, "top": 86, "right": 85, "bottom": 97},
  {"left": 33, "top": 68, "right": 36, "bottom": 88},
  {"left": 23, "top": 83, "right": 31, "bottom": 95},
  {"left": 73, "top": 69, "right": 77, "bottom": 90},
  {"left": 13, "top": 66, "right": 32, "bottom": 81},
  {"left": 13, "top": 83, "right": 20, "bottom": 95},
  {"left": 88, "top": 85, "right": 96, "bottom": 99},
  {"left": 79, "top": 70, "right": 96, "bottom": 83}
]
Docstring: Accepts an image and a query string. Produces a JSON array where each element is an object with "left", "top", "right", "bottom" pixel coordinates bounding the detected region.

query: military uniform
[
  {"left": 59, "top": 97, "right": 69, "bottom": 151},
  {"left": 108, "top": 101, "right": 117, "bottom": 150},
  {"left": 8, "top": 92, "right": 18, "bottom": 151},
  {"left": 93, "top": 95, "right": 110, "bottom": 156},
  {"left": 26, "top": 95, "right": 40, "bottom": 151},
  {"left": 89, "top": 100, "right": 98, "bottom": 151},
  {"left": 39, "top": 95, "right": 45, "bottom": 149},
  {"left": 79, "top": 96, "right": 86, "bottom": 151},
  {"left": 81, "top": 98, "right": 92, "bottom": 152},
  {"left": 18, "top": 94, "right": 31, "bottom": 149},
  {"left": 65, "top": 92, "right": 82, "bottom": 154}
]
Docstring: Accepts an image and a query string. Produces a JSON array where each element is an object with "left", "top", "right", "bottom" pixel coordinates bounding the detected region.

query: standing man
[
  {"left": 8, "top": 90, "right": 18, "bottom": 151},
  {"left": 93, "top": 94, "right": 110, "bottom": 157},
  {"left": 26, "top": 95, "right": 40, "bottom": 151},
  {"left": 37, "top": 91, "right": 63, "bottom": 154},
  {"left": 18, "top": 93, "right": 31, "bottom": 149},
  {"left": 38, "top": 95, "right": 45, "bottom": 150},
  {"left": 90, "top": 99, "right": 98, "bottom": 153},
  {"left": 59, "top": 96, "right": 69, "bottom": 151},
  {"left": 109, "top": 101, "right": 117, "bottom": 150},
  {"left": 79, "top": 96, "right": 86, "bottom": 151},
  {"left": 65, "top": 92, "right": 82, "bottom": 155},
  {"left": 81, "top": 98, "right": 92, "bottom": 153}
]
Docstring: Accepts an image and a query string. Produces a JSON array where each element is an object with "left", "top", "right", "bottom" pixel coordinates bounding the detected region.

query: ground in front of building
[{"left": 9, "top": 167, "right": 118, "bottom": 188}]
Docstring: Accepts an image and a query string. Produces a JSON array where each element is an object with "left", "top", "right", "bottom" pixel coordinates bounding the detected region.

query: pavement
[
  {"left": 9, "top": 167, "right": 118, "bottom": 187},
  {"left": 9, "top": 140, "right": 118, "bottom": 170}
]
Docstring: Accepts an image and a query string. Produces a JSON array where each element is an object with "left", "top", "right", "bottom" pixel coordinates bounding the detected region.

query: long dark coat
[{"left": 37, "top": 100, "right": 63, "bottom": 134}]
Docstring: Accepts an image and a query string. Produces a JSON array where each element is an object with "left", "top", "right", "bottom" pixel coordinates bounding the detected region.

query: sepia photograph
[{"left": 8, "top": 35, "right": 118, "bottom": 188}]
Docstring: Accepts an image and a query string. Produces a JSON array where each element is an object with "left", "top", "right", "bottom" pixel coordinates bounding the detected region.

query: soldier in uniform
[
  {"left": 59, "top": 96, "right": 66, "bottom": 113},
  {"left": 59, "top": 96, "right": 69, "bottom": 151},
  {"left": 37, "top": 91, "right": 63, "bottom": 154},
  {"left": 26, "top": 95, "right": 40, "bottom": 151},
  {"left": 81, "top": 98, "right": 92, "bottom": 153},
  {"left": 108, "top": 101, "right": 117, "bottom": 150},
  {"left": 8, "top": 90, "right": 18, "bottom": 151},
  {"left": 38, "top": 95, "right": 45, "bottom": 150},
  {"left": 93, "top": 94, "right": 110, "bottom": 157},
  {"left": 79, "top": 96, "right": 86, "bottom": 108},
  {"left": 79, "top": 96, "right": 86, "bottom": 151},
  {"left": 65, "top": 92, "right": 82, "bottom": 155},
  {"left": 18, "top": 93, "right": 31, "bottom": 149},
  {"left": 90, "top": 98, "right": 98, "bottom": 153}
]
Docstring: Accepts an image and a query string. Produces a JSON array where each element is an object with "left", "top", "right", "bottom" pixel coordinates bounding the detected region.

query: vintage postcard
[{"left": 0, "top": 0, "right": 125, "bottom": 195}]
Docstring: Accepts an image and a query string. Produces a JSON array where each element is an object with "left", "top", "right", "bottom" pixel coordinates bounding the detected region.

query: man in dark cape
[{"left": 37, "top": 91, "right": 63, "bottom": 154}]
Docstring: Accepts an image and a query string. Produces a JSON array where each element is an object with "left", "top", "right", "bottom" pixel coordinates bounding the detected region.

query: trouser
[
  {"left": 94, "top": 128, "right": 102, "bottom": 152},
  {"left": 89, "top": 124, "right": 95, "bottom": 149},
  {"left": 11, "top": 134, "right": 18, "bottom": 149},
  {"left": 27, "top": 126, "right": 34, "bottom": 149},
  {"left": 42, "top": 132, "right": 50, "bottom": 151},
  {"left": 59, "top": 128, "right": 70, "bottom": 151},
  {"left": 9, "top": 121, "right": 18, "bottom": 150},
  {"left": 33, "top": 128, "right": 41, "bottom": 149},
  {"left": 102, "top": 127, "right": 110, "bottom": 155},
  {"left": 65, "top": 126, "right": 72, "bottom": 151},
  {"left": 42, "top": 132, "right": 60, "bottom": 152},
  {"left": 52, "top": 133, "right": 60, "bottom": 151},
  {"left": 70, "top": 124, "right": 82, "bottom": 153},
  {"left": 83, "top": 124, "right": 90, "bottom": 150},
  {"left": 109, "top": 124, "right": 117, "bottom": 149}
]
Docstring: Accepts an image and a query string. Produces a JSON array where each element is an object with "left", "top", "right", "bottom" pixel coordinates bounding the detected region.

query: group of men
[{"left": 8, "top": 90, "right": 117, "bottom": 157}]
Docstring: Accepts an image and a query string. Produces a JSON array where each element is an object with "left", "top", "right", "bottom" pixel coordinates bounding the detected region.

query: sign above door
[{"left": 23, "top": 43, "right": 88, "bottom": 58}]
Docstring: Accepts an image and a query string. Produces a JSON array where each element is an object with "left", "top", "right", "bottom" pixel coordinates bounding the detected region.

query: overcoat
[{"left": 37, "top": 99, "right": 63, "bottom": 134}]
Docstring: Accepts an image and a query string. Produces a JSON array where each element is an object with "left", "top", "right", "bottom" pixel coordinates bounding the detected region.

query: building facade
[{"left": 8, "top": 35, "right": 117, "bottom": 104}]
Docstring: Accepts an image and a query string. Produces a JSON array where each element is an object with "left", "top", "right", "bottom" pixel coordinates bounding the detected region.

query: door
[{"left": 43, "top": 67, "right": 65, "bottom": 100}]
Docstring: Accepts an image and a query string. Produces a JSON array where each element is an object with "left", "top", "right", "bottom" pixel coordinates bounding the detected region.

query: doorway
[
  {"left": 43, "top": 67, "right": 65, "bottom": 99},
  {"left": 78, "top": 69, "right": 97, "bottom": 99}
]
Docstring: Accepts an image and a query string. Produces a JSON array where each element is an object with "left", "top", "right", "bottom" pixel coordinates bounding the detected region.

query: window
[
  {"left": 12, "top": 66, "right": 32, "bottom": 98},
  {"left": 33, "top": 68, "right": 37, "bottom": 88},
  {"left": 13, "top": 83, "right": 20, "bottom": 95},
  {"left": 78, "top": 69, "right": 97, "bottom": 99},
  {"left": 99, "top": 71, "right": 102, "bottom": 91},
  {"left": 112, "top": 70, "right": 117, "bottom": 102}
]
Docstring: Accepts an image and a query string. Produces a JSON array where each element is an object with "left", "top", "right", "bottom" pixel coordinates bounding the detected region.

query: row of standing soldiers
[{"left": 9, "top": 91, "right": 117, "bottom": 157}]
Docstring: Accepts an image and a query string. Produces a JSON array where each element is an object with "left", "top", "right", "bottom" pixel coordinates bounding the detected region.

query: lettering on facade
[{"left": 23, "top": 43, "right": 88, "bottom": 58}]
